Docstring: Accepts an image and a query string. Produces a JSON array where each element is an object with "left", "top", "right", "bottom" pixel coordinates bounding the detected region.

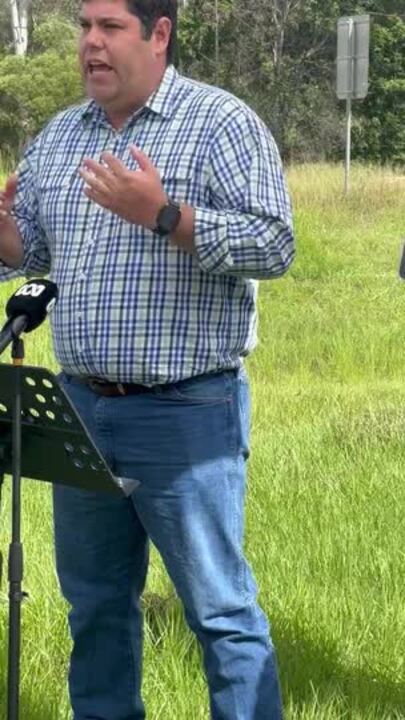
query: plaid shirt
[{"left": 2, "top": 66, "right": 295, "bottom": 384}]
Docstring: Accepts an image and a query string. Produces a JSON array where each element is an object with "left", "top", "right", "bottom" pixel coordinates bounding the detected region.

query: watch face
[{"left": 156, "top": 201, "right": 181, "bottom": 235}]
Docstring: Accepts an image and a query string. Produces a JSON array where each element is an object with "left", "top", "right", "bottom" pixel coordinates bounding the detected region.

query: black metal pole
[
  {"left": 0, "top": 471, "right": 4, "bottom": 591},
  {"left": 7, "top": 337, "right": 26, "bottom": 720}
]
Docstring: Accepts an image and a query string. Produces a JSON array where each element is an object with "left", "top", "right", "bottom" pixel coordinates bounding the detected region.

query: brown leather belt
[
  {"left": 74, "top": 376, "right": 154, "bottom": 397},
  {"left": 68, "top": 368, "right": 234, "bottom": 397}
]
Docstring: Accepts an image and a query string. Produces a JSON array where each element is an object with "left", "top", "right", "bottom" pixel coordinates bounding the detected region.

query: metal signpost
[{"left": 337, "top": 15, "right": 370, "bottom": 194}]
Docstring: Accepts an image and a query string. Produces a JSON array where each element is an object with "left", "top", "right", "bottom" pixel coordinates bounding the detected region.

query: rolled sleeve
[
  {"left": 0, "top": 139, "right": 50, "bottom": 281},
  {"left": 193, "top": 105, "right": 295, "bottom": 279}
]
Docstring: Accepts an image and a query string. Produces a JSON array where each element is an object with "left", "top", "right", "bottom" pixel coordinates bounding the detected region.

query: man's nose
[{"left": 83, "top": 25, "right": 105, "bottom": 48}]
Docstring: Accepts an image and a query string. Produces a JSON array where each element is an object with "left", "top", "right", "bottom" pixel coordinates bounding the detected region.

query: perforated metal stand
[
  {"left": 0, "top": 363, "right": 137, "bottom": 720},
  {"left": 0, "top": 365, "right": 137, "bottom": 494}
]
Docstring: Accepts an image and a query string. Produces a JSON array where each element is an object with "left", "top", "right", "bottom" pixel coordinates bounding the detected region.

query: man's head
[
  {"left": 79, "top": 0, "right": 177, "bottom": 126},
  {"left": 125, "top": 0, "right": 177, "bottom": 65}
]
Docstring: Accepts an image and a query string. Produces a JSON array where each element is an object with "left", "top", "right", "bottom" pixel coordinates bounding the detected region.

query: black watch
[{"left": 154, "top": 199, "right": 182, "bottom": 236}]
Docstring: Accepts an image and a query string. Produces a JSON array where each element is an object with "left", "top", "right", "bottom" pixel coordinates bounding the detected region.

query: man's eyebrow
[{"left": 78, "top": 15, "right": 126, "bottom": 24}]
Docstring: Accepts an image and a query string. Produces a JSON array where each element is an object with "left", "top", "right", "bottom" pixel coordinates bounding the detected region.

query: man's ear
[{"left": 152, "top": 16, "right": 172, "bottom": 57}]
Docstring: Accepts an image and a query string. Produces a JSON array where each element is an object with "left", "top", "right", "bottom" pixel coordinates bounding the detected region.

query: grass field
[{"left": 0, "top": 164, "right": 404, "bottom": 719}]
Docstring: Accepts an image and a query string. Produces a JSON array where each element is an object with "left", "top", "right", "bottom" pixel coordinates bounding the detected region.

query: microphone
[{"left": 0, "top": 279, "right": 58, "bottom": 355}]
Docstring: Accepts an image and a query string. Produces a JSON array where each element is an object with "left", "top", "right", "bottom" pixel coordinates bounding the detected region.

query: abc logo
[{"left": 15, "top": 283, "right": 46, "bottom": 298}]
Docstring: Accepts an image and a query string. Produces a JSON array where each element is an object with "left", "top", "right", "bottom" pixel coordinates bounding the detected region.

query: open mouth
[{"left": 87, "top": 62, "right": 114, "bottom": 76}]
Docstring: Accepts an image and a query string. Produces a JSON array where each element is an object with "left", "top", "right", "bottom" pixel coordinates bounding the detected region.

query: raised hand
[
  {"left": 0, "top": 173, "right": 18, "bottom": 225},
  {"left": 78, "top": 146, "right": 168, "bottom": 229}
]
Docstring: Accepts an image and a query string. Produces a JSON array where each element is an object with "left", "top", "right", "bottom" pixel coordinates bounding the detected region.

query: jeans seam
[
  {"left": 155, "top": 391, "right": 230, "bottom": 404},
  {"left": 94, "top": 396, "right": 114, "bottom": 469},
  {"left": 228, "top": 375, "right": 251, "bottom": 605},
  {"left": 126, "top": 593, "right": 139, "bottom": 711}
]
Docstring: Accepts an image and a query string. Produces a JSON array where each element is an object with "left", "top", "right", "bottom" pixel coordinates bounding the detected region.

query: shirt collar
[
  {"left": 144, "top": 64, "right": 178, "bottom": 119},
  {"left": 81, "top": 64, "right": 179, "bottom": 128}
]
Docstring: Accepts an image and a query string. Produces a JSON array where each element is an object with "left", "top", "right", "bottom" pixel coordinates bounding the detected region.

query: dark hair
[{"left": 126, "top": 0, "right": 177, "bottom": 65}]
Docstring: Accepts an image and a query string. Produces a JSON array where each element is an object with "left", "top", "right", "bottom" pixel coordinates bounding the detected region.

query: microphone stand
[{"left": 7, "top": 333, "right": 27, "bottom": 720}]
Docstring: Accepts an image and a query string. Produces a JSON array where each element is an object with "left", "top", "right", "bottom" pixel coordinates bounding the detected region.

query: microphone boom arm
[{"left": 0, "top": 317, "right": 28, "bottom": 356}]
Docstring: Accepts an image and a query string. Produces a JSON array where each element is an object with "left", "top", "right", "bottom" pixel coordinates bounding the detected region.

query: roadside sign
[
  {"left": 337, "top": 15, "right": 370, "bottom": 100},
  {"left": 337, "top": 15, "right": 371, "bottom": 194}
]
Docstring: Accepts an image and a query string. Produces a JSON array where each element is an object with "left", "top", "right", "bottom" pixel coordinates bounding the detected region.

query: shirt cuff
[
  {"left": 12, "top": 215, "right": 50, "bottom": 276},
  {"left": 193, "top": 206, "right": 230, "bottom": 274}
]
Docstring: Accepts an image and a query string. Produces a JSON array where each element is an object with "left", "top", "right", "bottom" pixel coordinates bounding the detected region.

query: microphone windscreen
[{"left": 6, "top": 279, "right": 58, "bottom": 332}]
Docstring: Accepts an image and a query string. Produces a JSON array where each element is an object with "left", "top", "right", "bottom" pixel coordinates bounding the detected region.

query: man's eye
[{"left": 79, "top": 22, "right": 121, "bottom": 30}]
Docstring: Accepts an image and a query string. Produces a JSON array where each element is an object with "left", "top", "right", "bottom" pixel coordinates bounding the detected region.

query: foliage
[
  {"left": 31, "top": 14, "right": 79, "bottom": 55},
  {"left": 0, "top": 0, "right": 404, "bottom": 164},
  {"left": 177, "top": 0, "right": 342, "bottom": 159},
  {"left": 353, "top": 17, "right": 405, "bottom": 165},
  {"left": 177, "top": 0, "right": 405, "bottom": 164},
  {"left": 0, "top": 16, "right": 82, "bottom": 161}
]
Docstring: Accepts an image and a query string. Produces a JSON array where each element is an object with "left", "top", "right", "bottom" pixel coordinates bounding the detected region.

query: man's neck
[
  {"left": 104, "top": 66, "right": 167, "bottom": 131},
  {"left": 107, "top": 105, "right": 144, "bottom": 130}
]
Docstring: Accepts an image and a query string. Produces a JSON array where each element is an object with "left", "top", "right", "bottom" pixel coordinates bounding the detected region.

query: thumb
[
  {"left": 4, "top": 173, "right": 19, "bottom": 201},
  {"left": 130, "top": 146, "right": 155, "bottom": 174}
]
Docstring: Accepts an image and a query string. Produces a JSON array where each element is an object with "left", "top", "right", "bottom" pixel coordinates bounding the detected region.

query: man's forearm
[
  {"left": 0, "top": 217, "right": 24, "bottom": 269},
  {"left": 168, "top": 203, "right": 295, "bottom": 279}
]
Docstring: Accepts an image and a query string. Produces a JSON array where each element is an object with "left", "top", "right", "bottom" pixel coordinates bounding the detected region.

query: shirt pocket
[
  {"left": 38, "top": 165, "right": 79, "bottom": 194},
  {"left": 160, "top": 174, "right": 202, "bottom": 206},
  {"left": 37, "top": 165, "right": 88, "bottom": 241}
]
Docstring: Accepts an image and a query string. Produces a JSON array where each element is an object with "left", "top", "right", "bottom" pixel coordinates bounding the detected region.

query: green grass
[{"left": 0, "top": 163, "right": 404, "bottom": 719}]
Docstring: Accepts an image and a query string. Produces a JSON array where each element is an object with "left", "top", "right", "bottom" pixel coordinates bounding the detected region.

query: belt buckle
[
  {"left": 89, "top": 378, "right": 104, "bottom": 393},
  {"left": 116, "top": 383, "right": 126, "bottom": 396}
]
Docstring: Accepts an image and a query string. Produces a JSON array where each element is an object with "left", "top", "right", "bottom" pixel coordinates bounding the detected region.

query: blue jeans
[{"left": 53, "top": 369, "right": 283, "bottom": 720}]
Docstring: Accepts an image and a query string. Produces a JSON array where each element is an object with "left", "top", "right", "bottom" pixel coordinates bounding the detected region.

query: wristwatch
[{"left": 154, "top": 198, "right": 182, "bottom": 236}]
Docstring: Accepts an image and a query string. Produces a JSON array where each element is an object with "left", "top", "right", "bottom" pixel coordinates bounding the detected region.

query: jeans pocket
[{"left": 156, "top": 370, "right": 235, "bottom": 405}]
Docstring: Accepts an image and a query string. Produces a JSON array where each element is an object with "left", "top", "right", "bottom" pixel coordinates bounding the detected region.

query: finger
[
  {"left": 82, "top": 185, "right": 106, "bottom": 204},
  {"left": 83, "top": 185, "right": 107, "bottom": 207},
  {"left": 0, "top": 195, "right": 12, "bottom": 212},
  {"left": 4, "top": 173, "right": 18, "bottom": 201},
  {"left": 100, "top": 152, "right": 127, "bottom": 177},
  {"left": 79, "top": 168, "right": 109, "bottom": 194},
  {"left": 81, "top": 158, "right": 115, "bottom": 186},
  {"left": 130, "top": 146, "right": 156, "bottom": 174}
]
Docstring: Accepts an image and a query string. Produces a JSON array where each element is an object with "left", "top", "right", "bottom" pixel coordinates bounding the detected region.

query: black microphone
[{"left": 0, "top": 279, "right": 58, "bottom": 354}]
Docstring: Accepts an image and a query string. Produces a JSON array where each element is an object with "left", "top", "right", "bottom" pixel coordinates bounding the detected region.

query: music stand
[{"left": 0, "top": 358, "right": 138, "bottom": 720}]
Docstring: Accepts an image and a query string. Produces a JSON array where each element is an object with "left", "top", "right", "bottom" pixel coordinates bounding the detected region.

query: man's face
[{"left": 79, "top": 0, "right": 168, "bottom": 118}]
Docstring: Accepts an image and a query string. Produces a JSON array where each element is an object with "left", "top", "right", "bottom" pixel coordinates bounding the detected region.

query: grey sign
[{"left": 337, "top": 15, "right": 370, "bottom": 100}]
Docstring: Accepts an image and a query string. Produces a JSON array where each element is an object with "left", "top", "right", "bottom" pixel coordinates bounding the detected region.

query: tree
[
  {"left": 178, "top": 0, "right": 404, "bottom": 165},
  {"left": 353, "top": 16, "right": 405, "bottom": 165},
  {"left": 0, "top": 15, "right": 82, "bottom": 160},
  {"left": 1, "top": 0, "right": 79, "bottom": 56},
  {"left": 179, "top": 0, "right": 343, "bottom": 160},
  {"left": 8, "top": 0, "right": 30, "bottom": 55},
  {"left": 0, "top": 0, "right": 404, "bottom": 165}
]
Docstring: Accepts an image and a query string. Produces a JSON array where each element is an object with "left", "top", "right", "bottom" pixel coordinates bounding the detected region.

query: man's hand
[
  {"left": 0, "top": 173, "right": 18, "bottom": 226},
  {"left": 0, "top": 173, "right": 24, "bottom": 268},
  {"left": 79, "top": 146, "right": 168, "bottom": 230}
]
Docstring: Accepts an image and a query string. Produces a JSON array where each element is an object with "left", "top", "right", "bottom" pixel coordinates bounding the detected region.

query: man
[{"left": 0, "top": 0, "right": 295, "bottom": 718}]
